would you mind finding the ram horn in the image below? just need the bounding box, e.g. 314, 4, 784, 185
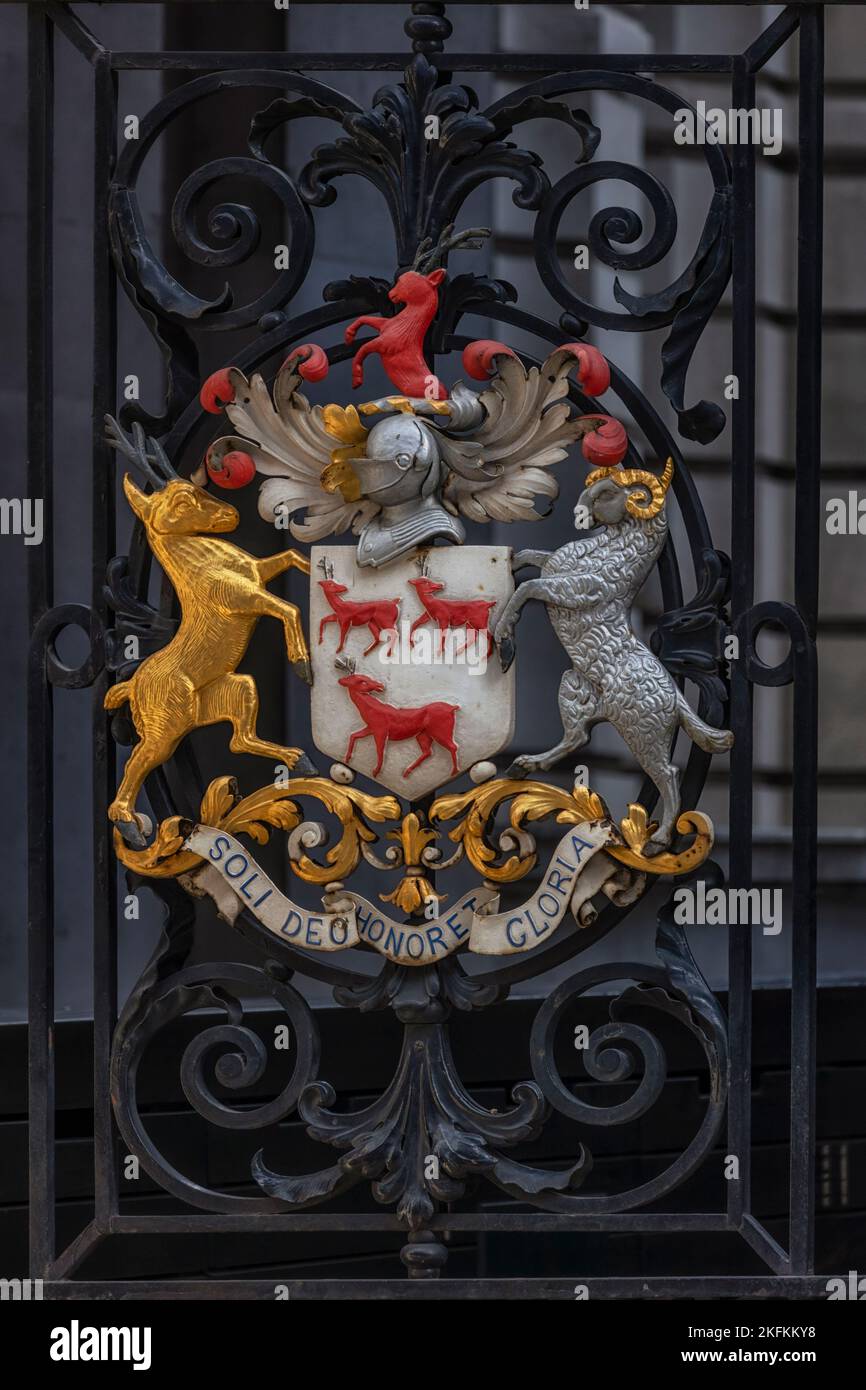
584, 457, 674, 519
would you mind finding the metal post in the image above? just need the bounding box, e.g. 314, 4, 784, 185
728, 54, 756, 1233
27, 1, 55, 1280
92, 50, 119, 1234
789, 3, 823, 1276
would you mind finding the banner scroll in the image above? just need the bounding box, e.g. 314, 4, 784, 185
182, 821, 632, 966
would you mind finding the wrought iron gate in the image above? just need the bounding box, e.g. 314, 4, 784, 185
28, 1, 825, 1297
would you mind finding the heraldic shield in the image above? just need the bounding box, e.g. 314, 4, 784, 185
310, 545, 515, 797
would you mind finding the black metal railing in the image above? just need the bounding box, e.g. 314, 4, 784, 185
27, 1, 824, 1297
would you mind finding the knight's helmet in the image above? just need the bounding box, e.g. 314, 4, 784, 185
352, 414, 465, 567
353, 415, 441, 505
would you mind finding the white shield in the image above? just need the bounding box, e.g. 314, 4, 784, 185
310, 545, 515, 797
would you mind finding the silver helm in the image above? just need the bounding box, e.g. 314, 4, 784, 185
353, 415, 440, 505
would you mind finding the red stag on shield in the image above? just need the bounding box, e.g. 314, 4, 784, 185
317, 558, 399, 656
408, 557, 496, 657
335, 656, 460, 778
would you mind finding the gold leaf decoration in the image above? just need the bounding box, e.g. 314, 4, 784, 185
320, 403, 368, 495
111, 770, 712, 908
430, 780, 712, 884
113, 776, 400, 885
379, 813, 446, 912
357, 396, 452, 417
430, 779, 607, 884
320, 456, 362, 500
607, 808, 714, 875
380, 874, 444, 915
619, 802, 654, 853
111, 815, 199, 879
199, 775, 238, 828
321, 402, 368, 446
387, 811, 438, 861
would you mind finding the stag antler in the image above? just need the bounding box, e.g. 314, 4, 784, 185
317, 555, 335, 581
334, 654, 356, 676
104, 415, 181, 488
412, 223, 491, 274
414, 551, 430, 578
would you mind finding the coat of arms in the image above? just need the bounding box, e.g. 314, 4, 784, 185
106, 224, 730, 958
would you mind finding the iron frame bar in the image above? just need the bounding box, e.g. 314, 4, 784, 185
27, 0, 55, 1284
38, 1276, 834, 1302
26, 1, 825, 1295
727, 52, 757, 1248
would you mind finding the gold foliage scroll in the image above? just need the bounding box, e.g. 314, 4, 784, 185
112, 776, 400, 885
113, 769, 712, 911
430, 780, 713, 883
430, 780, 607, 883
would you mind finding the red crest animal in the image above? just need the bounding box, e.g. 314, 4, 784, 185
344, 225, 489, 399
336, 659, 459, 778
318, 578, 400, 656
408, 576, 495, 656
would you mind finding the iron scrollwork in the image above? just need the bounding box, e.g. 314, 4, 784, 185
103, 9, 738, 1274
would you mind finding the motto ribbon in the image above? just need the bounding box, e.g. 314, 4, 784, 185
181, 821, 629, 966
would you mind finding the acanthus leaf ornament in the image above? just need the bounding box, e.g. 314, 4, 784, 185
200, 304, 628, 568
251, 1021, 591, 1229
107, 54, 730, 441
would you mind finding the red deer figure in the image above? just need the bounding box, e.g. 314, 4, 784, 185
344, 225, 489, 398
336, 661, 460, 778
408, 577, 496, 657
318, 579, 400, 656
